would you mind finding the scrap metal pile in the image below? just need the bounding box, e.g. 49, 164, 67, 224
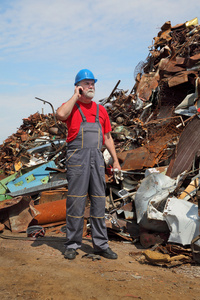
0, 111, 67, 175
1, 17, 200, 266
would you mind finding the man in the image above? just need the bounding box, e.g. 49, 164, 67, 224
56, 69, 121, 260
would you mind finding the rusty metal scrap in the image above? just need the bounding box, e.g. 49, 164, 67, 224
39, 189, 68, 204
1, 18, 200, 254
0, 196, 38, 233
0, 112, 67, 175
133, 19, 200, 107
103, 18, 200, 178
33, 199, 67, 225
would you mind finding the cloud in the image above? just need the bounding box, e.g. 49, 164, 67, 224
1, 0, 196, 61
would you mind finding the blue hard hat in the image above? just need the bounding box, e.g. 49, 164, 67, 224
74, 69, 97, 85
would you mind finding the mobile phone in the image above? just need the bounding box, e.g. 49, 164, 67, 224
79, 88, 83, 95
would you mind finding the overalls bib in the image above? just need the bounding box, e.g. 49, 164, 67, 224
65, 103, 108, 251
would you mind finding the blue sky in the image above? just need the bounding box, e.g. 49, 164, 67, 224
0, 0, 199, 143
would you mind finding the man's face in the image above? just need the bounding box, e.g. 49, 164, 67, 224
79, 79, 95, 99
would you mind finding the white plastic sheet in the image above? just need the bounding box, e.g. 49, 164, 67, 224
163, 197, 200, 245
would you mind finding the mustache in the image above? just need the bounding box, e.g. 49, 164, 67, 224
84, 89, 95, 98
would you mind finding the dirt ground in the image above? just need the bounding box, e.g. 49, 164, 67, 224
0, 228, 200, 300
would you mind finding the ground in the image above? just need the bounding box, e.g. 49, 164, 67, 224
0, 229, 200, 300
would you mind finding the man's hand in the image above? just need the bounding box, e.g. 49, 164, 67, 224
74, 85, 83, 99
56, 86, 83, 121
104, 132, 121, 171
113, 161, 121, 171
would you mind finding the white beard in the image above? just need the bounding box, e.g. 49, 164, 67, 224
84, 90, 95, 99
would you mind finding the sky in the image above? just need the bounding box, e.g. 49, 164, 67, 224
0, 0, 199, 144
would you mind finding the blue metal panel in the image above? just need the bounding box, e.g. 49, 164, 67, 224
7, 161, 57, 193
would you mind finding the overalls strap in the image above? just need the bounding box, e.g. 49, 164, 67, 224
75, 103, 86, 122
75, 103, 99, 122
95, 104, 99, 122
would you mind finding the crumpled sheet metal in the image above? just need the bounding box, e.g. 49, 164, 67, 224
8, 198, 38, 233
158, 58, 185, 77
168, 71, 189, 88
118, 133, 171, 171
163, 197, 199, 245
169, 70, 198, 88
0, 196, 39, 232
135, 173, 199, 246
134, 173, 177, 232
135, 72, 159, 101
117, 146, 157, 170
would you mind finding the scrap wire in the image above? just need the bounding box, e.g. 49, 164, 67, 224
0, 233, 66, 242
109, 187, 116, 208
35, 97, 66, 136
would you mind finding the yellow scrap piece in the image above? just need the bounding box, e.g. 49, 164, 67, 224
143, 250, 188, 264
178, 178, 199, 200
185, 17, 198, 27
14, 161, 23, 172
143, 250, 171, 263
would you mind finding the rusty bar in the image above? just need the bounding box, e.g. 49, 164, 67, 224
103, 80, 121, 105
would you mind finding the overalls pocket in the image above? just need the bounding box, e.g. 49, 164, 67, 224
66, 149, 83, 178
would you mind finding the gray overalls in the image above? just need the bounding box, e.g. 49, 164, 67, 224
65, 103, 108, 251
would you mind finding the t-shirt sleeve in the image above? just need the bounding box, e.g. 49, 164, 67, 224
101, 105, 112, 134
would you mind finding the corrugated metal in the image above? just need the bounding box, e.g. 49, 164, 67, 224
167, 116, 200, 178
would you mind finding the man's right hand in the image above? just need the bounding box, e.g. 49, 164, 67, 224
56, 86, 83, 121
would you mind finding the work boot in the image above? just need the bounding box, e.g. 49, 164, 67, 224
64, 248, 77, 260
94, 247, 118, 259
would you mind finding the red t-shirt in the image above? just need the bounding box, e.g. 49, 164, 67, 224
64, 101, 112, 144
